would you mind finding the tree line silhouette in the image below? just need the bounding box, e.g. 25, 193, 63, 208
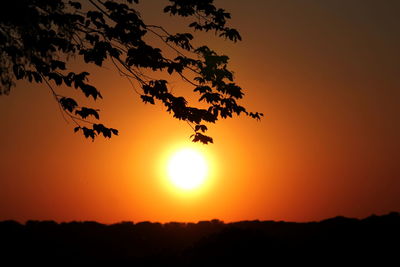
1, 213, 398, 265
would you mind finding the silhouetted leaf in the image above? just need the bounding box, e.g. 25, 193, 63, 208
81, 127, 95, 140
110, 128, 118, 135
59, 97, 78, 112
75, 107, 100, 120
194, 86, 212, 94
191, 132, 213, 144
141, 95, 155, 104
249, 112, 264, 120
166, 33, 193, 50
48, 73, 63, 86
195, 124, 208, 133
79, 84, 102, 100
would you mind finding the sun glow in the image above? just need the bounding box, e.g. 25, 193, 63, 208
167, 148, 208, 190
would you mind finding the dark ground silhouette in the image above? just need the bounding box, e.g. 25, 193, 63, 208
1, 213, 398, 266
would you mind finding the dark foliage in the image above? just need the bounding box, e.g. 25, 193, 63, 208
0, 0, 263, 143
0, 213, 398, 266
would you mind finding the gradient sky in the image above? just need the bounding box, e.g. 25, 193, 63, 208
0, 0, 399, 223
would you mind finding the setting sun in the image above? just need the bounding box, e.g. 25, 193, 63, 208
167, 148, 208, 190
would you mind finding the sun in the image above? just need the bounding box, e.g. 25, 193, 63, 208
167, 148, 208, 190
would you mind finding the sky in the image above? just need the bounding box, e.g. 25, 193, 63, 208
0, 0, 399, 223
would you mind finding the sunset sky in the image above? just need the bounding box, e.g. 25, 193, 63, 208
0, 0, 399, 223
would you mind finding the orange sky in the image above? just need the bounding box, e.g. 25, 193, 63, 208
0, 0, 399, 223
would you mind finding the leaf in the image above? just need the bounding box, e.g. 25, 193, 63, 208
81, 127, 96, 140
167, 65, 174, 74
191, 132, 213, 144
166, 33, 193, 50
141, 95, 155, 104
93, 124, 118, 138
59, 97, 78, 112
75, 107, 100, 120
110, 128, 119, 135
195, 124, 208, 133
219, 28, 242, 42
224, 83, 244, 99
249, 112, 264, 121
79, 84, 102, 100
194, 86, 212, 94
48, 73, 63, 85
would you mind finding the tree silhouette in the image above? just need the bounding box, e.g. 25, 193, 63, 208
0, 0, 263, 144
1, 213, 399, 265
